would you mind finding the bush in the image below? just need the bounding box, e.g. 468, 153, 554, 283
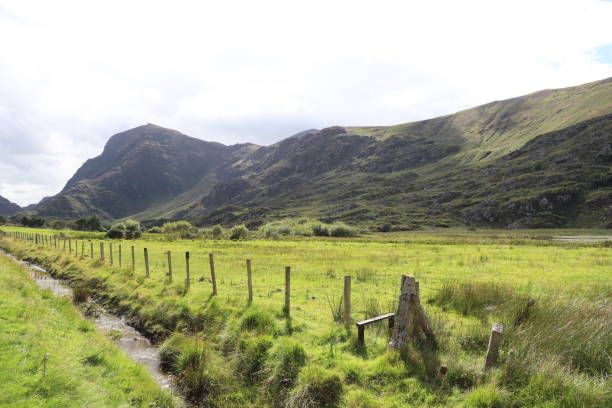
123, 219, 142, 239
0, 215, 5, 225
211, 225, 224, 239
74, 215, 102, 231
330, 222, 358, 237
285, 365, 344, 408
229, 224, 248, 240
106, 224, 124, 239
147, 226, 163, 234
311, 223, 330, 237
162, 221, 197, 239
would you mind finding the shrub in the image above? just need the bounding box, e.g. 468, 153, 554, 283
330, 222, 358, 237
106, 224, 125, 239
211, 225, 224, 239
311, 223, 330, 237
285, 365, 343, 408
162, 221, 197, 239
229, 224, 248, 240
0, 215, 5, 225
147, 226, 163, 234
74, 215, 102, 231
123, 219, 142, 239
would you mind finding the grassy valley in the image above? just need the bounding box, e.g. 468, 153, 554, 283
1, 226, 609, 407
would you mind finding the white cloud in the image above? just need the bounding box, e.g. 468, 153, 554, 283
0, 0, 611, 205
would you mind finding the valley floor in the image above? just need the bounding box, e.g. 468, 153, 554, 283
0, 227, 610, 407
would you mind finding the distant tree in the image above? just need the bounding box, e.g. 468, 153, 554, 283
211, 225, 224, 239
162, 221, 197, 239
21, 216, 45, 228
74, 215, 102, 231
229, 224, 248, 241
106, 219, 142, 240
0, 215, 6, 225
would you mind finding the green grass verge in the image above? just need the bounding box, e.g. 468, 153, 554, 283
0, 250, 177, 408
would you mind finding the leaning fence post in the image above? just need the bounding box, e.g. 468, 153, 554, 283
484, 323, 504, 370
246, 259, 253, 303
284, 266, 291, 318
144, 248, 150, 278
344, 275, 352, 329
167, 251, 173, 283
185, 252, 190, 292
209, 253, 217, 295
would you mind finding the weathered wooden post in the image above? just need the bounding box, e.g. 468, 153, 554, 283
118, 244, 122, 267
209, 253, 217, 295
81, 241, 84, 257
100, 242, 105, 261
484, 323, 504, 370
284, 266, 291, 318
185, 252, 190, 292
131, 246, 135, 271
144, 248, 150, 278
246, 259, 253, 303
75, 240, 78, 256
167, 251, 173, 282
63, 239, 66, 251
69, 239, 72, 254
389, 275, 437, 348
109, 243, 114, 265
344, 275, 352, 329
90, 241, 94, 258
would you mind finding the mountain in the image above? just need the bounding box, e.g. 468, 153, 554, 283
0, 196, 21, 215
36, 78, 612, 229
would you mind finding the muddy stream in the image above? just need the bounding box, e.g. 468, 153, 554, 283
1, 250, 179, 395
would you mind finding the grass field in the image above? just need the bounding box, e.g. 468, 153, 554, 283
0, 226, 610, 407
0, 246, 177, 408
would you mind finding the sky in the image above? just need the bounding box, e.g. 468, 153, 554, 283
1, 0, 611, 206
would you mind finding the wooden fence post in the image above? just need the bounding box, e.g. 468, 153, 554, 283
69, 239, 72, 254
75, 240, 78, 256
167, 251, 173, 282
246, 259, 253, 303
63, 239, 66, 251
389, 275, 437, 348
144, 248, 150, 278
284, 266, 291, 318
90, 241, 93, 258
484, 323, 504, 370
209, 253, 217, 295
81, 241, 84, 257
100, 242, 105, 261
118, 244, 122, 267
109, 243, 114, 265
344, 276, 352, 329
185, 252, 190, 292
131, 246, 135, 271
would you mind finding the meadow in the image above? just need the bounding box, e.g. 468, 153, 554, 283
0, 226, 610, 407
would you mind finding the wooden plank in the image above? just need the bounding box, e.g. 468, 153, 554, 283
356, 313, 395, 327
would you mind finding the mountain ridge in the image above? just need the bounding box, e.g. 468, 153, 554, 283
34, 77, 612, 229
